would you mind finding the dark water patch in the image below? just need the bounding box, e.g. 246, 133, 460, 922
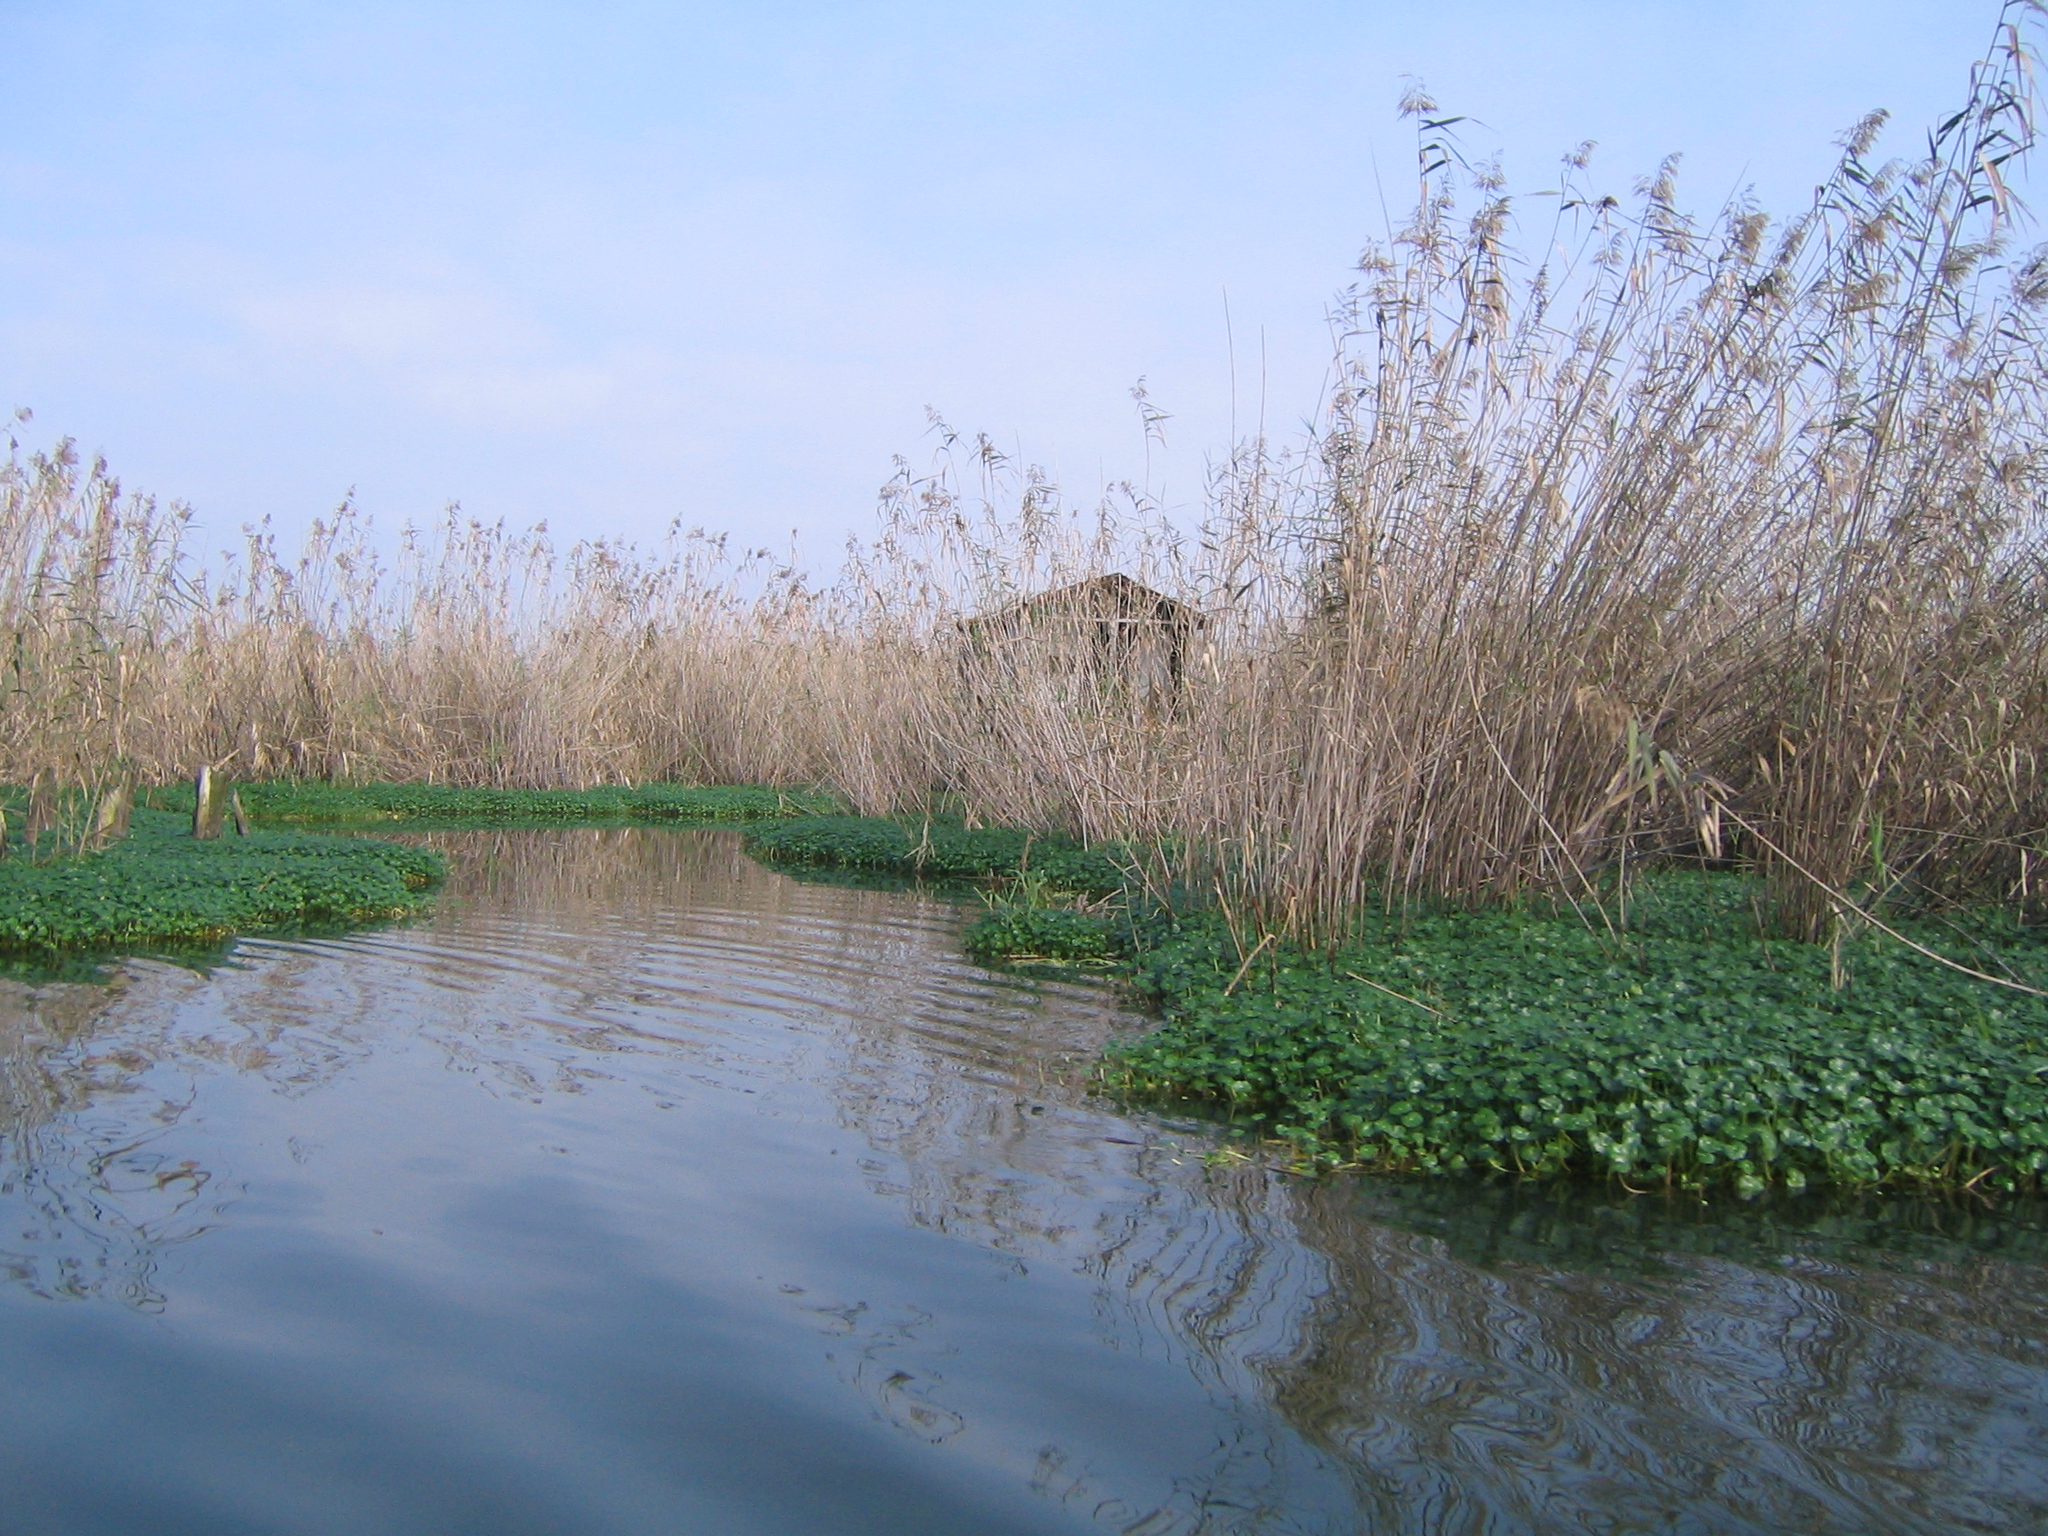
1340, 1173, 2048, 1277
0, 828, 2040, 1533
1274, 1174, 2048, 1533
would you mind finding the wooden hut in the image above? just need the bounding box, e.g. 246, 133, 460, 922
961, 573, 1198, 711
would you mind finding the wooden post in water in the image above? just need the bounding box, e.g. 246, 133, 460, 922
24, 779, 54, 849
193, 765, 219, 839
87, 782, 133, 850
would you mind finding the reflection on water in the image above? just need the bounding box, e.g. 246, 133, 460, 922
0, 828, 2042, 1535
0, 967, 221, 1308
1277, 1180, 2048, 1534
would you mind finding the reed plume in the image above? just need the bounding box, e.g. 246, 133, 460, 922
2, 2, 2043, 945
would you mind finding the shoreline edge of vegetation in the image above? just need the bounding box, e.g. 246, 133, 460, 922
749, 811, 2048, 1199
0, 781, 831, 960
9, 785, 2048, 1197
0, 804, 442, 958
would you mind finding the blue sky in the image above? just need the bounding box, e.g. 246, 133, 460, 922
0, 1, 2020, 558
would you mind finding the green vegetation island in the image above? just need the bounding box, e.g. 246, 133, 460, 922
0, 804, 441, 956
751, 811, 2048, 1199
13, 781, 2040, 1199
0, 782, 826, 958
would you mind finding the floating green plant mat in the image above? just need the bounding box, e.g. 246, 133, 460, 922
0, 780, 826, 963
0, 808, 442, 956
745, 814, 1128, 896
962, 905, 1126, 968
751, 816, 2048, 1194
1103, 877, 2048, 1195
145, 781, 835, 827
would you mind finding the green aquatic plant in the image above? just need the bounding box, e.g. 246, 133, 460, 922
745, 815, 1127, 897
1104, 876, 2048, 1194
0, 778, 837, 961
0, 807, 442, 955
146, 780, 834, 828
963, 906, 1123, 969
765, 814, 2048, 1193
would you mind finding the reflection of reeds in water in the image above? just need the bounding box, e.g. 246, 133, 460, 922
0, 970, 232, 1308
333, 831, 2048, 1530
394, 830, 1357, 1528
0, 827, 1348, 1524
5, 14, 2047, 936
7, 828, 2039, 1529
1264, 1177, 2048, 1533
814, 965, 1354, 1526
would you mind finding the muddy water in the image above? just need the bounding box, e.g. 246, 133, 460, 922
0, 828, 2042, 1535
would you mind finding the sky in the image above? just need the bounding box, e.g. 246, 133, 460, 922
0, 1, 2026, 563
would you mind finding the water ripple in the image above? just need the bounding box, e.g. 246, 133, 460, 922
0, 827, 2040, 1535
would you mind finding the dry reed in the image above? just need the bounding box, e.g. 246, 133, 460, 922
4, 3, 2046, 945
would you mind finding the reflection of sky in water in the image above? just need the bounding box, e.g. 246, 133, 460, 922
0, 827, 2043, 1534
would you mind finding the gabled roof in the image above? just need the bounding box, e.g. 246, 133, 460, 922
968, 573, 1197, 633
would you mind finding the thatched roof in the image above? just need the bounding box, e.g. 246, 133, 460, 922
966, 573, 1197, 635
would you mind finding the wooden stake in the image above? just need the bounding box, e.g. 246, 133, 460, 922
231, 789, 251, 837
193, 765, 217, 839
87, 782, 132, 850
24, 779, 53, 848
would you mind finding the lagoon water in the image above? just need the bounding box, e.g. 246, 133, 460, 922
0, 828, 2043, 1535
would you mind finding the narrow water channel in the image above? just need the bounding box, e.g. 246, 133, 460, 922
0, 828, 2041, 1535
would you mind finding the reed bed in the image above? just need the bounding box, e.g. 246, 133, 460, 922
4, 4, 2046, 947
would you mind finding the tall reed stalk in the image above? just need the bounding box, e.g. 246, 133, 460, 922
2, 3, 2044, 943
1234, 12, 2048, 940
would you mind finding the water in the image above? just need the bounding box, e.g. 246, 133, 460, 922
0, 828, 2041, 1535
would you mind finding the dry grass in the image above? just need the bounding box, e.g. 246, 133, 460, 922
1227, 15, 2048, 942
5, 3, 2047, 944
